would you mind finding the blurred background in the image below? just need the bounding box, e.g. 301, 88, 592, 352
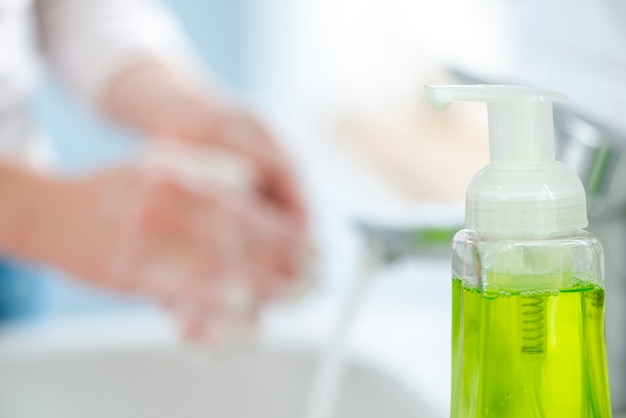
2, 0, 626, 416
17, 0, 512, 317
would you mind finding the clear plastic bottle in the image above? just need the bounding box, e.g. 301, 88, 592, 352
451, 230, 610, 417
425, 85, 612, 417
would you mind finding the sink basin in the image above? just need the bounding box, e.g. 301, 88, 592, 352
0, 345, 427, 418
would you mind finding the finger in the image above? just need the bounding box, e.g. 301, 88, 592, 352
167, 182, 306, 260
138, 173, 307, 298
168, 109, 309, 230
173, 304, 214, 341
173, 294, 255, 345
216, 117, 308, 229
129, 226, 226, 305
171, 285, 225, 342
138, 177, 237, 251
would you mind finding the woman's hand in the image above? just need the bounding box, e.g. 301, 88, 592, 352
104, 61, 308, 238
97, 61, 311, 340
17, 146, 308, 341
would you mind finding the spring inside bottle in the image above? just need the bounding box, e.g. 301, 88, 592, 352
520, 295, 546, 354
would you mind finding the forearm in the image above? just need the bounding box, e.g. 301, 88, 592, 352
102, 60, 216, 141
0, 162, 72, 262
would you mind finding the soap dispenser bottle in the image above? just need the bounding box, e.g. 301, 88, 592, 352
425, 85, 612, 418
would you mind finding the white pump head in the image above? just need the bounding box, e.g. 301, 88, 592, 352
425, 84, 588, 237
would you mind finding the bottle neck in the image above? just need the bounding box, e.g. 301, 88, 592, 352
466, 161, 588, 237
488, 102, 555, 164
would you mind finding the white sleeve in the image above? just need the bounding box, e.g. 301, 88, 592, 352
35, 0, 203, 103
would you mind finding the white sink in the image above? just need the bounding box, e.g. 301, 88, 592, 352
0, 345, 428, 418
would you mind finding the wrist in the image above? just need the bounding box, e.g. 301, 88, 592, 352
0, 164, 77, 264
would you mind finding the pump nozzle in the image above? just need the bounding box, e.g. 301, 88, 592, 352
425, 84, 586, 237
425, 84, 566, 107
425, 85, 567, 164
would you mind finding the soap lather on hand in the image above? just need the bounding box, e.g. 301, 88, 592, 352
18, 118, 311, 344
135, 138, 313, 343
102, 108, 311, 342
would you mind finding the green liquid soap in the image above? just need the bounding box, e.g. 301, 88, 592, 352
451, 277, 612, 418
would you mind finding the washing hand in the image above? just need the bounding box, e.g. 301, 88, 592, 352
0, 61, 311, 341
4, 140, 309, 342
